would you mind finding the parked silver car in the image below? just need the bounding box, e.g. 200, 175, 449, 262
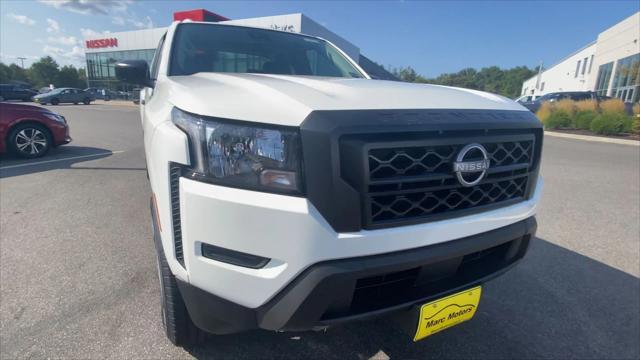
33, 88, 95, 105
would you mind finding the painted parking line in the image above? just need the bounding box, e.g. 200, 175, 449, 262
0, 150, 125, 170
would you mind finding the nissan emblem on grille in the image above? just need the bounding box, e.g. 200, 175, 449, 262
452, 143, 490, 187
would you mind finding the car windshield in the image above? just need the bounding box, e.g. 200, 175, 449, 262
169, 23, 364, 78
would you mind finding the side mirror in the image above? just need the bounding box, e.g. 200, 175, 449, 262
116, 60, 154, 87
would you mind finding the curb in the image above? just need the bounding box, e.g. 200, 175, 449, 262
544, 131, 639, 146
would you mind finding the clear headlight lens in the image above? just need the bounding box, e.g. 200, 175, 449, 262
172, 107, 303, 194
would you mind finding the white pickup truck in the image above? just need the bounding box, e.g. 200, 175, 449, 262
116, 20, 542, 346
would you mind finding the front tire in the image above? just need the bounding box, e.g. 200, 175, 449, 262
50, 98, 59, 105
8, 123, 51, 158
83, 98, 91, 105
154, 227, 202, 346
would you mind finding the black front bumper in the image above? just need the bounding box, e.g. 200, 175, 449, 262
178, 216, 537, 335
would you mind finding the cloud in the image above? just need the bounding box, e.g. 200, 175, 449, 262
38, 0, 130, 15
0, 53, 39, 66
128, 15, 153, 29
80, 28, 111, 38
112, 16, 125, 26
7, 13, 36, 26
47, 35, 79, 46
42, 44, 85, 66
46, 18, 60, 33
67, 46, 85, 62
43, 45, 65, 57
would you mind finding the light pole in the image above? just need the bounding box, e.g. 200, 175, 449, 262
16, 57, 27, 68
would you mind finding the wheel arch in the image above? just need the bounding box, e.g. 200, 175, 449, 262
6, 119, 52, 144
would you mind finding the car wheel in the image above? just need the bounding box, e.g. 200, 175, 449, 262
153, 221, 202, 346
73, 102, 78, 105
51, 98, 59, 105
9, 123, 51, 158
83, 98, 91, 105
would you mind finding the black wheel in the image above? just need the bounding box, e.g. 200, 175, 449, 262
153, 224, 202, 346
50, 98, 59, 105
8, 123, 51, 158
83, 98, 91, 105
73, 102, 78, 105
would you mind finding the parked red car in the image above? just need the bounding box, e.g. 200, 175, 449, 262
0, 102, 71, 158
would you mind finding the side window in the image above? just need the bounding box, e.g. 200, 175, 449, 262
150, 35, 166, 80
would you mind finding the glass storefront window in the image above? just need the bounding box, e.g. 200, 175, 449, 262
611, 53, 639, 103
594, 62, 614, 96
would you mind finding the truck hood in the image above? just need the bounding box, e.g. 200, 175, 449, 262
164, 73, 527, 126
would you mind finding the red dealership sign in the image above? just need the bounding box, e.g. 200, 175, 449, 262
86, 38, 118, 49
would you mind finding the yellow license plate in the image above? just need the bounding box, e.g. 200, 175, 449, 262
414, 286, 482, 341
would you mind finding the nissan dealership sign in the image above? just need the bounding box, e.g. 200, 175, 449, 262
85, 38, 118, 49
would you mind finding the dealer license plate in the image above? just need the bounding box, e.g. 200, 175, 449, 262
414, 286, 482, 341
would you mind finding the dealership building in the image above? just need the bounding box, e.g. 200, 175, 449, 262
83, 9, 395, 90
521, 12, 639, 103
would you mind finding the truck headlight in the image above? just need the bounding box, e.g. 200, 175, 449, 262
172, 107, 303, 194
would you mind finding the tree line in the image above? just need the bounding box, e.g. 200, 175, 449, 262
1, 55, 537, 98
390, 65, 540, 99
0, 56, 86, 89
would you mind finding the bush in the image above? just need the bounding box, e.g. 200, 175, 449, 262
633, 103, 640, 116
574, 110, 597, 130
632, 117, 640, 135
590, 113, 629, 135
555, 99, 576, 117
599, 98, 626, 115
544, 110, 572, 129
575, 100, 598, 113
536, 102, 553, 123
621, 116, 634, 133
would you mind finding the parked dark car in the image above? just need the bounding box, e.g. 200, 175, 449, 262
84, 87, 116, 100
0, 84, 38, 102
33, 87, 95, 105
521, 91, 604, 113
0, 102, 71, 158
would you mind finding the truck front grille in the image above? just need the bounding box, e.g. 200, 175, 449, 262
343, 133, 538, 229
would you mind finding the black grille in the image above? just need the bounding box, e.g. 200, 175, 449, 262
337, 236, 530, 318
169, 165, 184, 267
362, 134, 535, 228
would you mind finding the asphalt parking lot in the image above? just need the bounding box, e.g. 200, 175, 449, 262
1, 103, 639, 359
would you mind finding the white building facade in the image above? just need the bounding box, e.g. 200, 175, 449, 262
522, 12, 639, 103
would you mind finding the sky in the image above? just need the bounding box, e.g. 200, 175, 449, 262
0, 0, 638, 76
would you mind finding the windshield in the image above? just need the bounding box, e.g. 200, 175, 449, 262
169, 23, 364, 78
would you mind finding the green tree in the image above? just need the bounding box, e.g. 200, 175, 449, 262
77, 67, 87, 88
56, 65, 83, 87
0, 63, 12, 83
391, 65, 538, 98
8, 64, 29, 83
28, 56, 59, 88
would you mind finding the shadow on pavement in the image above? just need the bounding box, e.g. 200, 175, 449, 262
0, 146, 144, 178
184, 237, 640, 359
